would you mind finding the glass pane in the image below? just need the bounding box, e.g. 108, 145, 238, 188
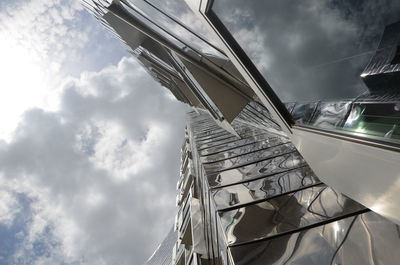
211, 0, 400, 144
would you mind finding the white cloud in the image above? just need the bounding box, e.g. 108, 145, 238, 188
87, 119, 153, 181
0, 190, 20, 227
0, 56, 188, 264
0, 1, 189, 264
0, 0, 126, 141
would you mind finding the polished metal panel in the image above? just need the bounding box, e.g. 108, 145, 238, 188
284, 102, 296, 114
219, 185, 365, 245
199, 0, 400, 228
212, 166, 320, 210
203, 143, 296, 173
201, 136, 289, 164
195, 133, 238, 145
215, 210, 229, 265
291, 128, 400, 225
289, 98, 400, 142
291, 102, 319, 125
228, 211, 400, 265
119, 0, 227, 68
239, 102, 281, 131
148, 103, 400, 265
341, 101, 400, 141
178, 56, 251, 124
87, 1, 400, 264
248, 101, 273, 119
207, 152, 306, 188
197, 135, 241, 151
199, 134, 273, 157
92, 0, 258, 138
195, 130, 231, 141
234, 103, 285, 137
190, 198, 207, 257
124, 0, 225, 59
310, 101, 351, 129
195, 128, 227, 139
194, 125, 259, 144
144, 227, 177, 265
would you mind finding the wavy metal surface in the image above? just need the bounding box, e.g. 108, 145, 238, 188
203, 143, 296, 173
199, 134, 272, 156
212, 166, 320, 210
184, 101, 400, 265
144, 227, 177, 265
200, 137, 289, 164
219, 184, 366, 245
207, 152, 306, 188
228, 211, 400, 265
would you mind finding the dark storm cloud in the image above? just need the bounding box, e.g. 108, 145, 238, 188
212, 0, 400, 101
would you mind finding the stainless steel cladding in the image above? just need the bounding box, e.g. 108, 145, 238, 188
84, 1, 400, 264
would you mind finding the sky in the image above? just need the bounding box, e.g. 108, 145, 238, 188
1, 0, 399, 265
0, 0, 189, 264
213, 0, 400, 102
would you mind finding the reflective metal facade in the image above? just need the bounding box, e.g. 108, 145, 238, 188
84, 1, 400, 264
285, 93, 400, 143
145, 228, 177, 265
176, 103, 400, 265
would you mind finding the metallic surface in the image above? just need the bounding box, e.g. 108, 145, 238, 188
200, 137, 289, 164
144, 228, 177, 265
211, 166, 320, 210
193, 0, 294, 134
291, 127, 400, 224
86, 1, 400, 264
203, 143, 296, 173
207, 152, 306, 188
194, 0, 400, 228
146, 101, 400, 265
184, 104, 400, 265
219, 184, 365, 245
229, 211, 400, 265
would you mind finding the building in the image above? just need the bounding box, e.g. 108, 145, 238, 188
84, 1, 400, 264
144, 228, 177, 265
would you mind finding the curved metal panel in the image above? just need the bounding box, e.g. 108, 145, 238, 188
219, 185, 365, 245
207, 152, 306, 188
212, 167, 320, 210
228, 211, 400, 265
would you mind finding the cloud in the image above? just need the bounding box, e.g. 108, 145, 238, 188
0, 0, 127, 140
0, 56, 188, 265
212, 0, 400, 101
0, 0, 86, 75
0, 190, 20, 227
